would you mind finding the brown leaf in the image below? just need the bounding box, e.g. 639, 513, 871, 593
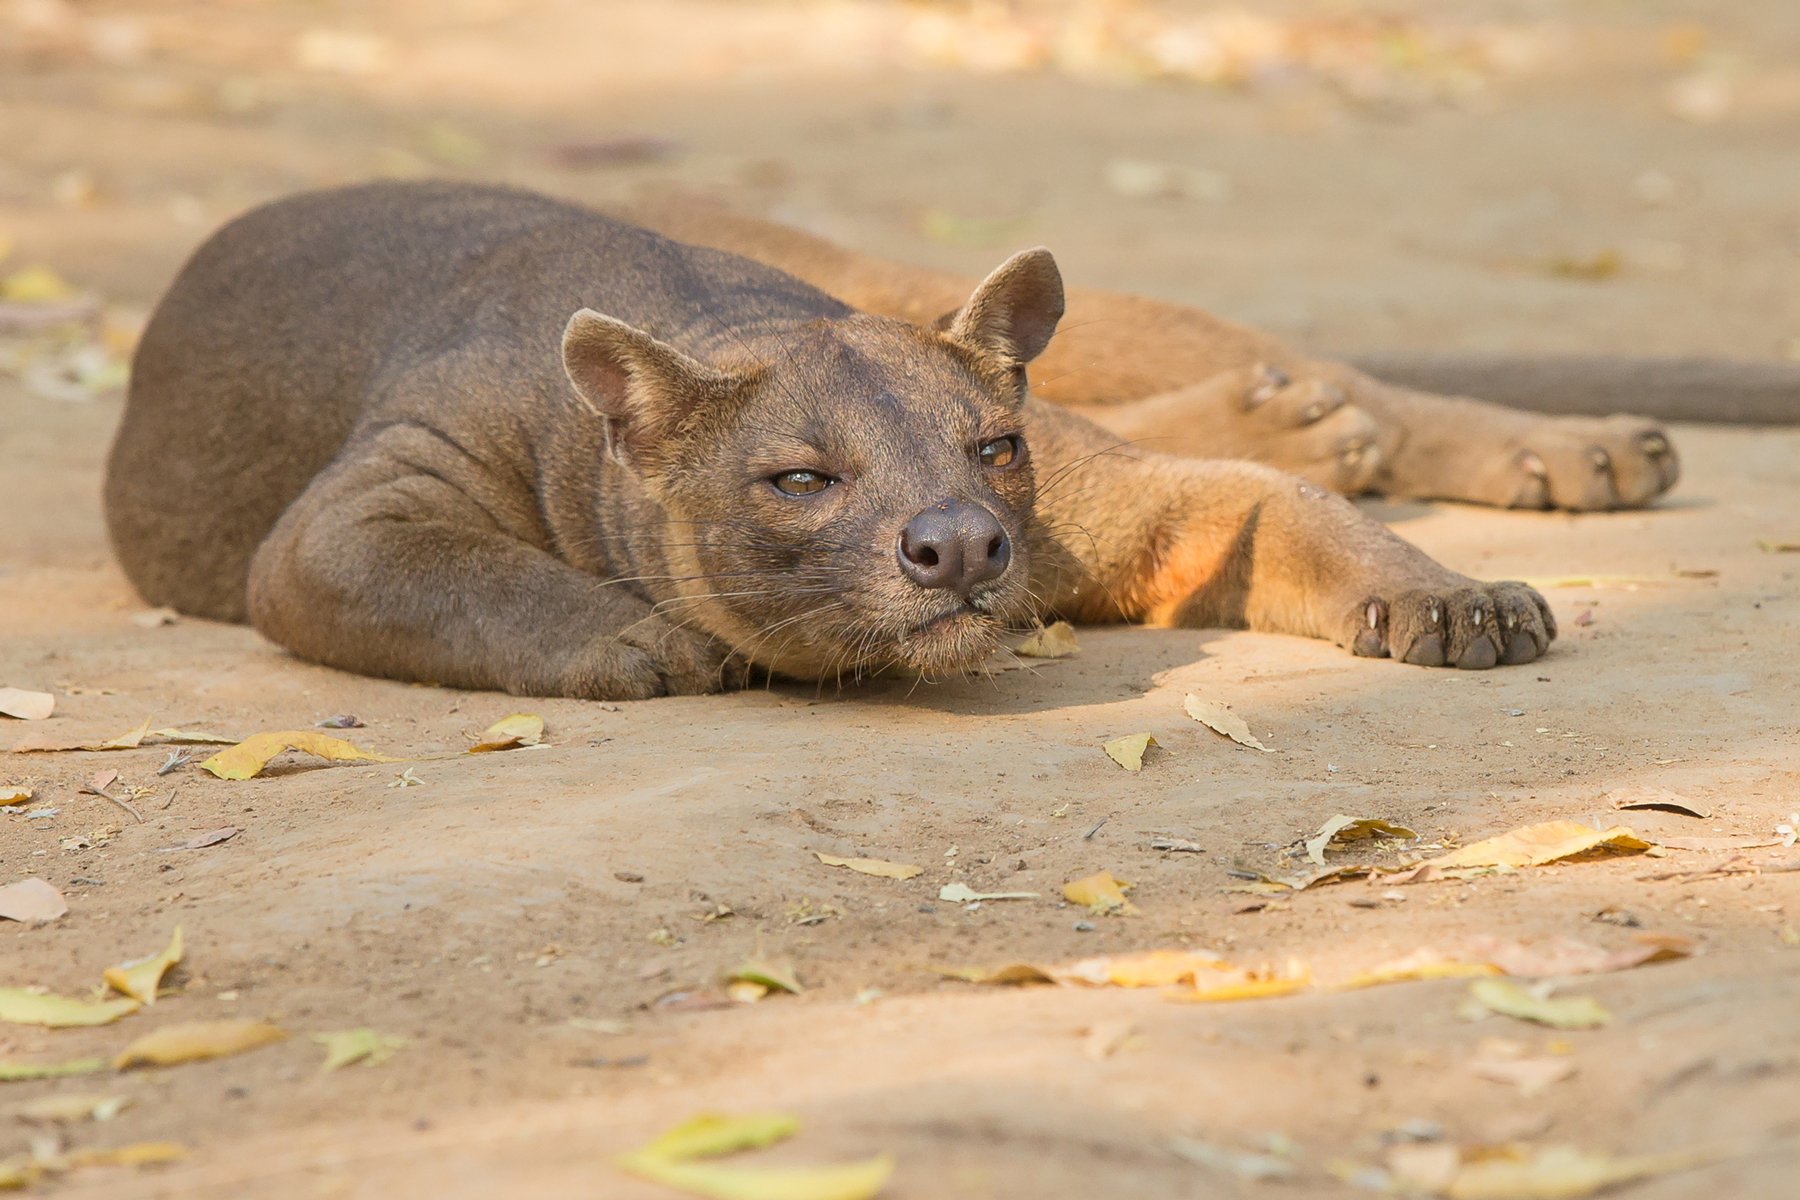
0, 878, 67, 924
1651, 835, 1781, 851
1606, 788, 1711, 819
0, 688, 54, 721
182, 827, 240, 850
9, 717, 152, 753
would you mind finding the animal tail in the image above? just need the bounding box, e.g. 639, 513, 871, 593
1346, 354, 1800, 425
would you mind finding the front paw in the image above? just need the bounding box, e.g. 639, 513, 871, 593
1350, 581, 1555, 669
556, 621, 746, 699
1488, 416, 1678, 511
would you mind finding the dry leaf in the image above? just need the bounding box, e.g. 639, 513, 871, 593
9, 717, 153, 753
1652, 834, 1780, 851
65, 1142, 188, 1168
1304, 815, 1418, 865
129, 607, 179, 628
617, 1112, 895, 1200
1150, 836, 1202, 853
150, 728, 237, 744
728, 960, 801, 994
938, 883, 1038, 903
1014, 621, 1079, 658
0, 1056, 106, 1082
313, 1028, 405, 1071
104, 926, 183, 1004
5, 1092, 131, 1122
813, 853, 922, 880
0, 688, 54, 721
1170, 1137, 1294, 1180
1465, 934, 1690, 977
0, 878, 67, 924
1753, 539, 1800, 553
1063, 870, 1138, 915
1172, 975, 1311, 1003
1184, 694, 1275, 752
1103, 732, 1156, 771
1606, 789, 1711, 819
181, 827, 240, 850
1466, 980, 1610, 1029
1339, 949, 1502, 989
0, 989, 139, 1027
199, 730, 398, 779
1446, 1143, 1725, 1199
0, 786, 32, 806
1059, 949, 1228, 987
468, 713, 544, 753
1432, 821, 1650, 869
1468, 1052, 1576, 1098
114, 1019, 286, 1067
938, 963, 1060, 986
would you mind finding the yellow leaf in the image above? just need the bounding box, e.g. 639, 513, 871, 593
199, 730, 398, 779
468, 713, 544, 753
1, 266, 75, 303
1183, 694, 1275, 752
1103, 733, 1156, 771
66, 1142, 188, 1168
1304, 814, 1417, 865
312, 1028, 406, 1071
1339, 950, 1502, 989
1061, 949, 1230, 988
0, 989, 139, 1028
938, 883, 1038, 903
630, 1113, 802, 1162
1467, 980, 1610, 1029
103, 926, 182, 1004
1173, 975, 1311, 1004
936, 963, 1059, 986
728, 960, 801, 994
813, 853, 922, 880
1063, 870, 1138, 915
0, 786, 32, 806
1432, 821, 1650, 869
1447, 1143, 1726, 1199
1014, 621, 1079, 658
114, 1019, 286, 1068
5, 1092, 130, 1122
0, 687, 54, 721
621, 1154, 896, 1200
0, 1056, 107, 1082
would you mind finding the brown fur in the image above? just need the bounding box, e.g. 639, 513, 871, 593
105, 183, 1552, 701
610, 196, 1680, 513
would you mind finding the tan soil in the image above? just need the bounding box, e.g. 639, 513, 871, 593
3, 3, 1800, 1197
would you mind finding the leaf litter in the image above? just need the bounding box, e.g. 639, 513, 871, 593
1184, 693, 1275, 752
200, 730, 399, 779
615, 1111, 894, 1200
103, 926, 183, 1003
467, 713, 544, 752
1102, 732, 1156, 771
813, 852, 921, 880
1012, 620, 1079, 658
0, 688, 54, 721
314, 1028, 407, 1071
114, 1019, 287, 1068
938, 883, 1038, 903
1464, 979, 1610, 1029
0, 878, 67, 924
0, 1057, 106, 1082
1304, 814, 1418, 865
8, 716, 152, 753
0, 991, 139, 1028
1429, 820, 1650, 869
1063, 870, 1138, 915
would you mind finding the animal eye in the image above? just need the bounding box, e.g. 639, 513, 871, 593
771, 470, 832, 496
978, 436, 1020, 468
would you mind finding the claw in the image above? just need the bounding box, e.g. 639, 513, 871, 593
1473, 606, 1485, 626
1428, 601, 1441, 625
1367, 601, 1381, 629
1504, 611, 1518, 630
1245, 364, 1290, 408
1641, 433, 1671, 459
1590, 447, 1612, 472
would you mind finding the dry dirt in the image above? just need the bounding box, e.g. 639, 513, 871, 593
4, 3, 1800, 1197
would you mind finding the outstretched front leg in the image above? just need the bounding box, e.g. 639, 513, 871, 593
1023, 400, 1555, 667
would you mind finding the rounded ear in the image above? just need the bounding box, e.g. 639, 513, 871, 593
561, 309, 742, 465
941, 248, 1065, 366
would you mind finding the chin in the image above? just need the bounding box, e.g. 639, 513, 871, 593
893, 608, 1005, 677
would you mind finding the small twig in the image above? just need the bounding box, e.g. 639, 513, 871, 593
159, 788, 178, 811
1083, 817, 1109, 840
81, 783, 143, 824
157, 750, 190, 776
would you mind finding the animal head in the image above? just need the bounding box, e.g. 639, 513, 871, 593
561, 248, 1064, 681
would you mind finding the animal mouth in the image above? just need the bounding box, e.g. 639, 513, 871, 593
913, 600, 982, 634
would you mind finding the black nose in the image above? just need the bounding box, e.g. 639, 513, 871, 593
897, 500, 1011, 596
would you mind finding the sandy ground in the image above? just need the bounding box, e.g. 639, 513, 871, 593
4, 3, 1800, 1197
